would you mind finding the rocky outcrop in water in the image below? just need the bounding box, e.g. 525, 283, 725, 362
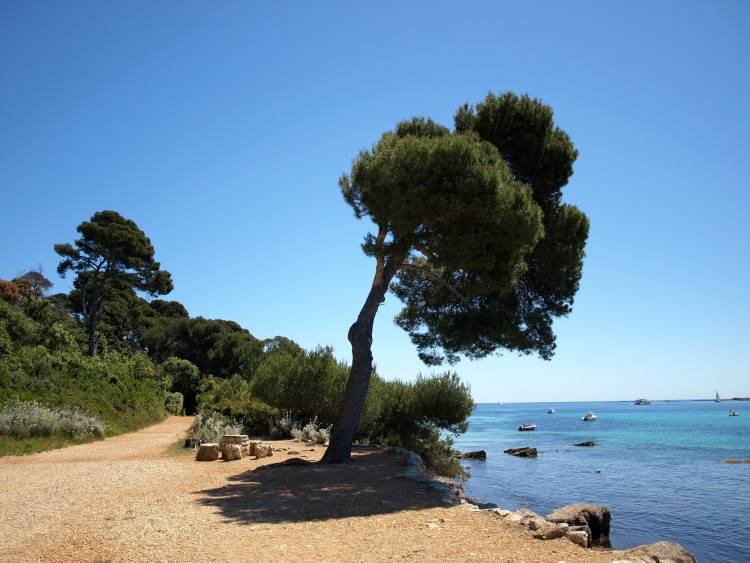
454, 450, 487, 460
503, 447, 537, 457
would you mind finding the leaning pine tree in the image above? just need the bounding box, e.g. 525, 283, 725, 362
321, 92, 589, 463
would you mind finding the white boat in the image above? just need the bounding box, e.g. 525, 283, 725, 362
547, 409, 556, 414
518, 423, 537, 431
582, 411, 597, 421
729, 410, 739, 416
634, 397, 651, 405
715, 391, 721, 403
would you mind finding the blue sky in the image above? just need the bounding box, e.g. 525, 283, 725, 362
2, 1, 748, 402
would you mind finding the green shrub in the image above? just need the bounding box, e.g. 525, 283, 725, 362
251, 346, 348, 425
0, 348, 167, 436
197, 374, 251, 418
269, 410, 298, 439
413, 431, 467, 480
360, 372, 474, 478
165, 392, 184, 415
161, 356, 201, 413
242, 399, 282, 437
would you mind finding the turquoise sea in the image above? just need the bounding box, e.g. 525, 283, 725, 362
452, 401, 750, 563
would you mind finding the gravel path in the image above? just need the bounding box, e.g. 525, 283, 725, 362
0, 416, 621, 562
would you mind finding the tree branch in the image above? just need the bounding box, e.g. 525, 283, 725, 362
414, 244, 436, 261
398, 263, 472, 309
373, 225, 388, 282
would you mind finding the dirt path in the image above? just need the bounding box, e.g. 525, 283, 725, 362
0, 416, 621, 562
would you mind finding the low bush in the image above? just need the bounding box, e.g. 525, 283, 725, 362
291, 416, 331, 444
187, 412, 243, 443
0, 399, 106, 440
269, 410, 298, 439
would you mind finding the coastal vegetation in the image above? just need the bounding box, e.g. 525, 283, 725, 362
2, 91, 587, 477
1, 215, 473, 475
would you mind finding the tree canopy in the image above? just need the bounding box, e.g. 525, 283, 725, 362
323, 92, 589, 463
141, 316, 265, 383
55, 210, 173, 356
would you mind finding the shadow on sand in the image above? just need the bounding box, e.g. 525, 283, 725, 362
194, 448, 445, 524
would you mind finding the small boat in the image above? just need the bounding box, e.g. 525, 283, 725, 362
715, 391, 722, 403
582, 411, 597, 421
547, 409, 556, 414
634, 397, 651, 405
518, 423, 537, 431
729, 410, 739, 416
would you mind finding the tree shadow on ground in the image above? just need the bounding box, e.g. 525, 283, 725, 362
194, 448, 446, 524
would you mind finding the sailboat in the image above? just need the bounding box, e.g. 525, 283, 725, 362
715, 391, 721, 403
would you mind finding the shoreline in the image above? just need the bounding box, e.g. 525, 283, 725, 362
455, 400, 747, 562
0, 417, 696, 562
379, 443, 696, 562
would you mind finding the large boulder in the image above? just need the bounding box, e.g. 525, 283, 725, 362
566, 529, 590, 548
221, 435, 251, 456
615, 541, 697, 563
528, 518, 567, 540
505, 508, 539, 525
546, 504, 611, 545
253, 443, 273, 458
196, 443, 220, 461
222, 443, 244, 461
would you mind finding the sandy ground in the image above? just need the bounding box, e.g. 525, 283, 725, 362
0, 416, 625, 562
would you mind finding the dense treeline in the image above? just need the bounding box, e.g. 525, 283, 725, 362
0, 211, 474, 475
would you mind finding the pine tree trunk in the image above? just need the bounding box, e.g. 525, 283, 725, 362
321, 252, 401, 464
87, 316, 96, 357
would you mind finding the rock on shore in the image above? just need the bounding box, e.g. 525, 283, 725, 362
476, 502, 697, 561
546, 503, 611, 546
615, 541, 697, 562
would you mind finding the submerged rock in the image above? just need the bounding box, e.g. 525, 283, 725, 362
572, 441, 597, 447
454, 450, 487, 460
504, 447, 538, 457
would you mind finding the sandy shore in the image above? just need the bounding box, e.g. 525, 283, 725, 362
0, 416, 625, 562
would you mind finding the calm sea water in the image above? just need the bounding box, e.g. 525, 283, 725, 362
452, 401, 750, 563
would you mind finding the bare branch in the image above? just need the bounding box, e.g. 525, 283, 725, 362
414, 244, 436, 260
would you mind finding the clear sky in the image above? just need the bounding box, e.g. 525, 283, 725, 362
2, 1, 748, 403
